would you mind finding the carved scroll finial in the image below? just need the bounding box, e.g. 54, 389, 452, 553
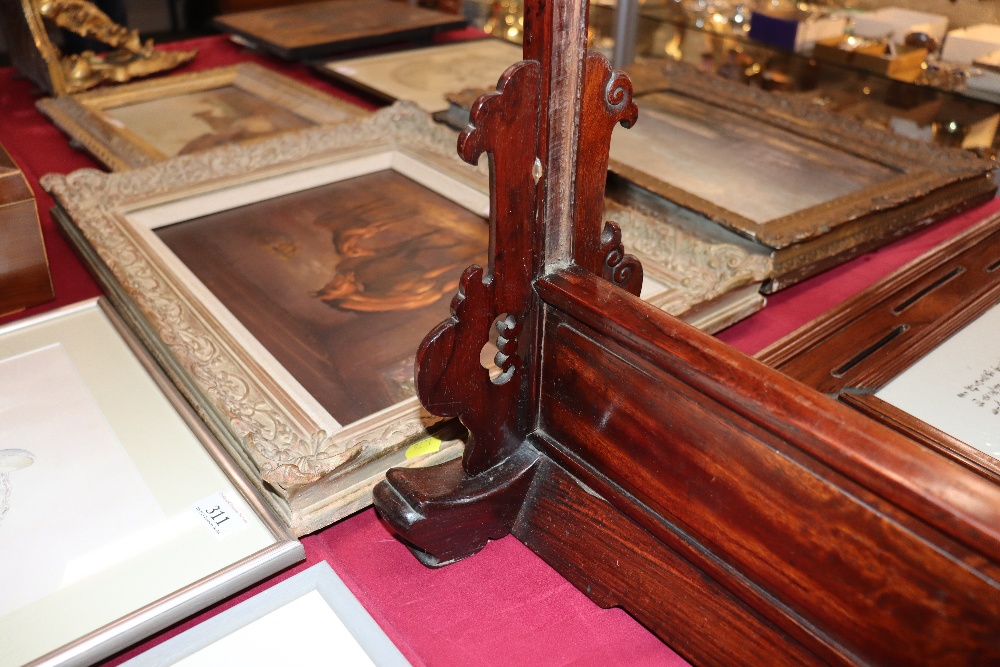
574, 52, 641, 281
415, 61, 542, 476
600, 221, 643, 295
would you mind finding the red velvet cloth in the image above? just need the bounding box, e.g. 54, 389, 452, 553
1, 33, 997, 667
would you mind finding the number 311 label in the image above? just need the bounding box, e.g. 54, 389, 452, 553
192, 491, 250, 540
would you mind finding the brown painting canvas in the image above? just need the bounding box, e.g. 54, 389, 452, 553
156, 170, 488, 425
105, 86, 315, 158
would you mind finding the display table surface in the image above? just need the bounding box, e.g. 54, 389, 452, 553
2, 33, 997, 667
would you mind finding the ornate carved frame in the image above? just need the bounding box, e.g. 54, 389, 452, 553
37, 63, 367, 171
606, 192, 770, 330
0, 0, 194, 96
759, 211, 1000, 483
43, 103, 766, 534
613, 59, 997, 291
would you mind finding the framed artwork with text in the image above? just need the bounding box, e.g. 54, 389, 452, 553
0, 299, 301, 667
759, 212, 1000, 481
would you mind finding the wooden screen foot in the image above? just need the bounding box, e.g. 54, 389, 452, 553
373, 447, 540, 566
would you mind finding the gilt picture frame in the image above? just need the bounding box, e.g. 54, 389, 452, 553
0, 298, 302, 667
44, 105, 485, 535
614, 60, 997, 292
758, 212, 1000, 481
43, 104, 769, 534
36, 63, 366, 171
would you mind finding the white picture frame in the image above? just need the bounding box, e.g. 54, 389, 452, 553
874, 300, 1000, 458
123, 562, 408, 666
0, 299, 302, 667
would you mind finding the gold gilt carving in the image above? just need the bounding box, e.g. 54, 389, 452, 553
0, 0, 195, 95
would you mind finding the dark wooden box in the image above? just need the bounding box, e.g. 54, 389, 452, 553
0, 144, 54, 316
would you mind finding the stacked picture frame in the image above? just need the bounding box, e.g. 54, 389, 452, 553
37, 63, 367, 171
609, 60, 997, 291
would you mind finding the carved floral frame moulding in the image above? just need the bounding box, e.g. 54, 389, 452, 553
43, 103, 768, 532
37, 63, 368, 172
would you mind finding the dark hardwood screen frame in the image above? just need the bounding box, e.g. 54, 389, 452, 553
371, 0, 1000, 663
0, 142, 54, 315
759, 212, 1000, 484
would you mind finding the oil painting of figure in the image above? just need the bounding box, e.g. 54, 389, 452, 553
157, 171, 488, 425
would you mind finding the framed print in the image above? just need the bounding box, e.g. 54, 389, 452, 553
213, 0, 466, 61
43, 104, 769, 534
124, 562, 408, 666
44, 105, 482, 535
317, 38, 523, 113
37, 63, 366, 171
612, 59, 996, 292
759, 211, 1000, 481
0, 298, 302, 667
605, 190, 771, 333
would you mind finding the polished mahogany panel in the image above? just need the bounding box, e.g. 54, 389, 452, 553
535, 268, 1000, 665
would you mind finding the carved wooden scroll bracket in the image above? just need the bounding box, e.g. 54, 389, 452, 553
374, 0, 641, 565
414, 60, 542, 479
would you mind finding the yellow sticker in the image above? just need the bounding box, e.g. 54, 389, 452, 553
405, 436, 443, 459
